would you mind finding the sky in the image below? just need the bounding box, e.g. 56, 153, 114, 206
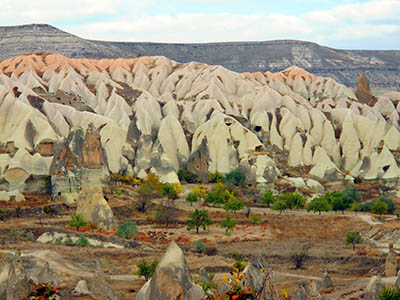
1, 0, 399, 49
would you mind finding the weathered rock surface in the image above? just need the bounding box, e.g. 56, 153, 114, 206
136, 241, 204, 300
76, 185, 116, 231
0, 52, 400, 192
385, 244, 397, 277
364, 276, 385, 300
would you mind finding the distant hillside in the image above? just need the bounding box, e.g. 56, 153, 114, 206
0, 24, 399, 90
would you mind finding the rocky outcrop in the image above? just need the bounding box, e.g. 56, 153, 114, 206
385, 244, 397, 277
136, 241, 204, 300
76, 185, 116, 231
364, 276, 385, 300
356, 71, 377, 106
1, 52, 400, 192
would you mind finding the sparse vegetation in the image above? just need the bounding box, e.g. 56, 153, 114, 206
137, 258, 159, 281
209, 171, 224, 183
379, 287, 400, 300
76, 235, 89, 247
219, 214, 237, 234
260, 189, 274, 207
250, 214, 261, 225
292, 246, 309, 269
117, 221, 139, 239
194, 239, 206, 253
223, 168, 246, 187
68, 214, 88, 230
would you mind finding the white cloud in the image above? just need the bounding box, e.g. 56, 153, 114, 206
0, 0, 124, 23
69, 13, 312, 43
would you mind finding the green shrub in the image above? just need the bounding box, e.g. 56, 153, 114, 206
379, 287, 400, 300
76, 235, 89, 247
65, 237, 74, 246
178, 170, 200, 183
137, 258, 159, 281
371, 199, 389, 215
68, 214, 88, 230
204, 183, 230, 207
194, 239, 206, 253
223, 169, 246, 187
54, 236, 63, 245
342, 185, 361, 203
162, 183, 178, 200
260, 190, 274, 207
117, 221, 139, 239
250, 214, 261, 225
208, 171, 223, 183
24, 231, 34, 241
272, 199, 287, 214
278, 192, 305, 209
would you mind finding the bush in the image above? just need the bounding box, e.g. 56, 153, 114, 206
137, 258, 159, 281
292, 246, 309, 269
272, 199, 287, 214
250, 214, 261, 225
68, 214, 88, 230
260, 190, 274, 207
117, 221, 139, 239
204, 183, 230, 207
162, 183, 178, 200
194, 240, 206, 253
371, 199, 389, 215
178, 169, 200, 183
342, 185, 361, 203
223, 169, 246, 187
54, 237, 63, 245
361, 197, 396, 214
209, 171, 223, 183
379, 287, 400, 300
279, 192, 305, 209
233, 260, 247, 272
76, 235, 89, 247
186, 209, 212, 234
219, 214, 237, 234
154, 205, 174, 227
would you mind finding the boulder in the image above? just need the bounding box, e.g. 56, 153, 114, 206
317, 271, 333, 289
76, 185, 116, 231
292, 282, 307, 300
86, 258, 118, 300
364, 276, 385, 300
136, 241, 204, 300
395, 271, 400, 289
38, 262, 59, 287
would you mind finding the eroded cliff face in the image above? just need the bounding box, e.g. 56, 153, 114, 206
0, 52, 400, 194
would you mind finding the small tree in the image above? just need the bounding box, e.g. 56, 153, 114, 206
219, 214, 237, 234
223, 194, 244, 213
260, 190, 274, 208
162, 183, 178, 201
272, 199, 287, 214
205, 183, 229, 207
194, 240, 206, 253
350, 202, 361, 215
342, 185, 361, 203
209, 171, 224, 183
154, 205, 174, 227
137, 183, 152, 213
186, 192, 199, 206
307, 197, 330, 215
117, 221, 139, 239
371, 199, 389, 215
137, 258, 159, 281
186, 209, 212, 234
192, 184, 208, 200
345, 231, 363, 250
292, 246, 309, 269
